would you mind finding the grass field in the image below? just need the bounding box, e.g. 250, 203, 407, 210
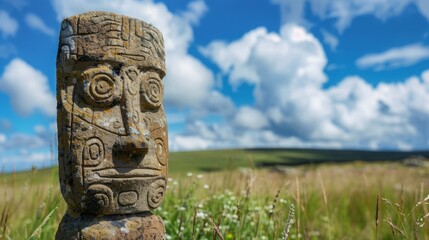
1, 148, 429, 239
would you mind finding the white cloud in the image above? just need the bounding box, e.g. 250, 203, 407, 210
0, 58, 56, 116
0, 132, 46, 150
0, 10, 18, 38
356, 44, 429, 70
415, 0, 429, 20
0, 152, 52, 165
320, 29, 339, 51
52, 0, 228, 110
272, 0, 428, 33
181, 0, 208, 25
200, 27, 268, 87
0, 134, 6, 144
272, 0, 308, 28
25, 13, 55, 36
174, 24, 429, 150
164, 53, 214, 107
171, 135, 211, 151
191, 90, 236, 118
234, 106, 268, 130
0, 151, 53, 172
34, 122, 57, 142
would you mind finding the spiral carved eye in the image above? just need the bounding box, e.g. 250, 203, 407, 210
82, 66, 122, 107
90, 74, 114, 100
141, 72, 163, 110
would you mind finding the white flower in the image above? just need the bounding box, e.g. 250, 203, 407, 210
187, 172, 193, 177
196, 211, 206, 219
204, 184, 209, 189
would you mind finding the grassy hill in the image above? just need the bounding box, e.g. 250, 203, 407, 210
169, 148, 429, 172
3, 148, 429, 178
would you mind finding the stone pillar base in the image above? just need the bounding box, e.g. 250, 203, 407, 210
56, 211, 165, 240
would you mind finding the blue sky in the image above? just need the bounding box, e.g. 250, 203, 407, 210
1, 0, 429, 171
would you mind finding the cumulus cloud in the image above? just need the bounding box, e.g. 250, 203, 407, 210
164, 53, 214, 107
272, 0, 429, 33
174, 24, 429, 150
234, 107, 268, 130
180, 0, 208, 25
356, 44, 429, 70
25, 13, 55, 36
0, 151, 53, 172
171, 135, 211, 151
0, 132, 46, 150
34, 123, 57, 142
0, 58, 56, 116
320, 29, 339, 51
0, 10, 18, 38
52, 0, 225, 110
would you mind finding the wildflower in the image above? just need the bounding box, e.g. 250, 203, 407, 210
282, 204, 295, 240
204, 184, 209, 189
196, 211, 206, 219
197, 174, 203, 179
416, 194, 429, 207
416, 213, 429, 228
187, 172, 193, 177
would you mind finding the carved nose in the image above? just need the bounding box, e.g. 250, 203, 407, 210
117, 74, 148, 153
119, 107, 148, 153
114, 135, 148, 153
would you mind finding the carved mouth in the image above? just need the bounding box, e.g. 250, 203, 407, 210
94, 168, 161, 178
113, 151, 144, 163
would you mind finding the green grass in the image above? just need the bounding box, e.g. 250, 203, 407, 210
1, 148, 429, 239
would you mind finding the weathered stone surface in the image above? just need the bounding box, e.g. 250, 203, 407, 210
56, 212, 165, 240
56, 11, 168, 239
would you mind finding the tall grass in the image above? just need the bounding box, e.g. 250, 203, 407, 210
0, 161, 428, 239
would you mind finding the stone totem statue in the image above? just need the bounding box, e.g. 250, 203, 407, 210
56, 11, 168, 239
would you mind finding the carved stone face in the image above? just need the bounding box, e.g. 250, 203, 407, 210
56, 12, 167, 215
